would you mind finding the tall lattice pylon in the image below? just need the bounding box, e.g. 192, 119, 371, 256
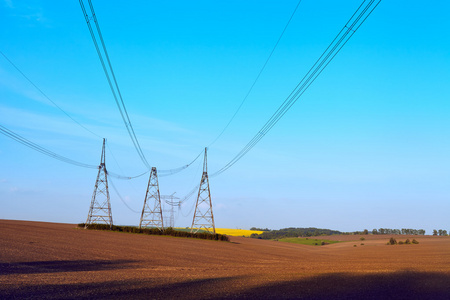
139, 167, 164, 230
191, 148, 215, 234
85, 138, 113, 229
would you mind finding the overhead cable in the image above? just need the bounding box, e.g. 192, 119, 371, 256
79, 0, 203, 176
159, 150, 204, 177
208, 0, 303, 147
211, 0, 381, 178
79, 0, 151, 169
0, 50, 102, 140
0, 50, 151, 179
109, 178, 140, 213
0, 124, 97, 169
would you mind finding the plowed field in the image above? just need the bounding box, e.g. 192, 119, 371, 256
1, 220, 449, 299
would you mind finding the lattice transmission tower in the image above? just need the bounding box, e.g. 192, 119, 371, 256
161, 193, 180, 228
139, 167, 164, 230
191, 148, 215, 234
85, 138, 113, 229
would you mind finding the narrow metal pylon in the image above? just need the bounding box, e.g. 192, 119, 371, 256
139, 167, 164, 230
85, 138, 113, 229
191, 148, 215, 234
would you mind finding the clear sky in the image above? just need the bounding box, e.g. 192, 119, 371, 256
1, 0, 449, 233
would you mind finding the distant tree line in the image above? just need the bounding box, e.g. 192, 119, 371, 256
250, 227, 270, 231
433, 229, 448, 236
369, 228, 426, 235
250, 227, 342, 239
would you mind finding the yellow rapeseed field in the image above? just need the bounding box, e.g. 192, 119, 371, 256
214, 228, 263, 237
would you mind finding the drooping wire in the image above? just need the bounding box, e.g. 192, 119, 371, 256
180, 197, 197, 218
0, 50, 102, 140
79, 0, 151, 170
79, 0, 203, 177
0, 50, 152, 178
105, 140, 149, 179
109, 177, 140, 213
0, 50, 152, 179
159, 150, 203, 177
0, 124, 97, 169
208, 0, 303, 147
211, 0, 381, 178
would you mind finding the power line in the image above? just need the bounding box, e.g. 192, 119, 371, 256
0, 124, 97, 169
208, 0, 303, 147
79, 0, 151, 170
0, 50, 102, 140
109, 178, 140, 213
211, 0, 381, 178
159, 150, 204, 176
0, 50, 154, 179
105, 141, 149, 179
79, 0, 203, 176
0, 123, 155, 180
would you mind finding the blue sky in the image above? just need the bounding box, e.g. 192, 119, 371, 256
1, 0, 449, 233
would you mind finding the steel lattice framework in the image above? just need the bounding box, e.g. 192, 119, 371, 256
191, 148, 215, 234
85, 139, 113, 229
139, 167, 164, 230
161, 193, 180, 228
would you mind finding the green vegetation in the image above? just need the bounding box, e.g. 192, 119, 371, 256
388, 237, 397, 245
251, 227, 429, 240
250, 227, 270, 231
277, 237, 340, 246
250, 227, 342, 239
433, 229, 448, 236
78, 223, 229, 241
370, 228, 425, 235
387, 237, 419, 245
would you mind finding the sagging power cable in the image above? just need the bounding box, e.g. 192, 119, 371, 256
0, 50, 102, 140
211, 0, 381, 178
79, 0, 151, 170
0, 124, 98, 169
208, 0, 303, 147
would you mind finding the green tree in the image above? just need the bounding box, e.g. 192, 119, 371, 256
433, 229, 438, 236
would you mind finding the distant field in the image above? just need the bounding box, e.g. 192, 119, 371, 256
215, 228, 264, 237
278, 237, 341, 246
2, 220, 450, 299
174, 227, 264, 236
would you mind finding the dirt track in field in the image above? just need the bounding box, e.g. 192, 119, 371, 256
1, 220, 449, 299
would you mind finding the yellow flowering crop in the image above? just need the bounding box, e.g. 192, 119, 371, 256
214, 228, 263, 237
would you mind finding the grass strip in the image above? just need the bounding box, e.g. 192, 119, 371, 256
78, 223, 229, 242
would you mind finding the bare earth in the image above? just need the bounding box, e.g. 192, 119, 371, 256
1, 220, 449, 299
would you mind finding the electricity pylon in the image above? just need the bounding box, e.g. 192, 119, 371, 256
139, 167, 164, 230
191, 148, 215, 234
161, 193, 180, 228
85, 138, 113, 229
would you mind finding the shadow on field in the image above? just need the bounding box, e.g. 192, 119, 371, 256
0, 259, 137, 275
0, 276, 241, 299
227, 271, 450, 300
1, 271, 450, 299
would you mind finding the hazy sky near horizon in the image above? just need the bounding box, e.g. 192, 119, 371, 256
1, 0, 449, 233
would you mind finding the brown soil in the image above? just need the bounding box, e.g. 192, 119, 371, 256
1, 220, 449, 299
